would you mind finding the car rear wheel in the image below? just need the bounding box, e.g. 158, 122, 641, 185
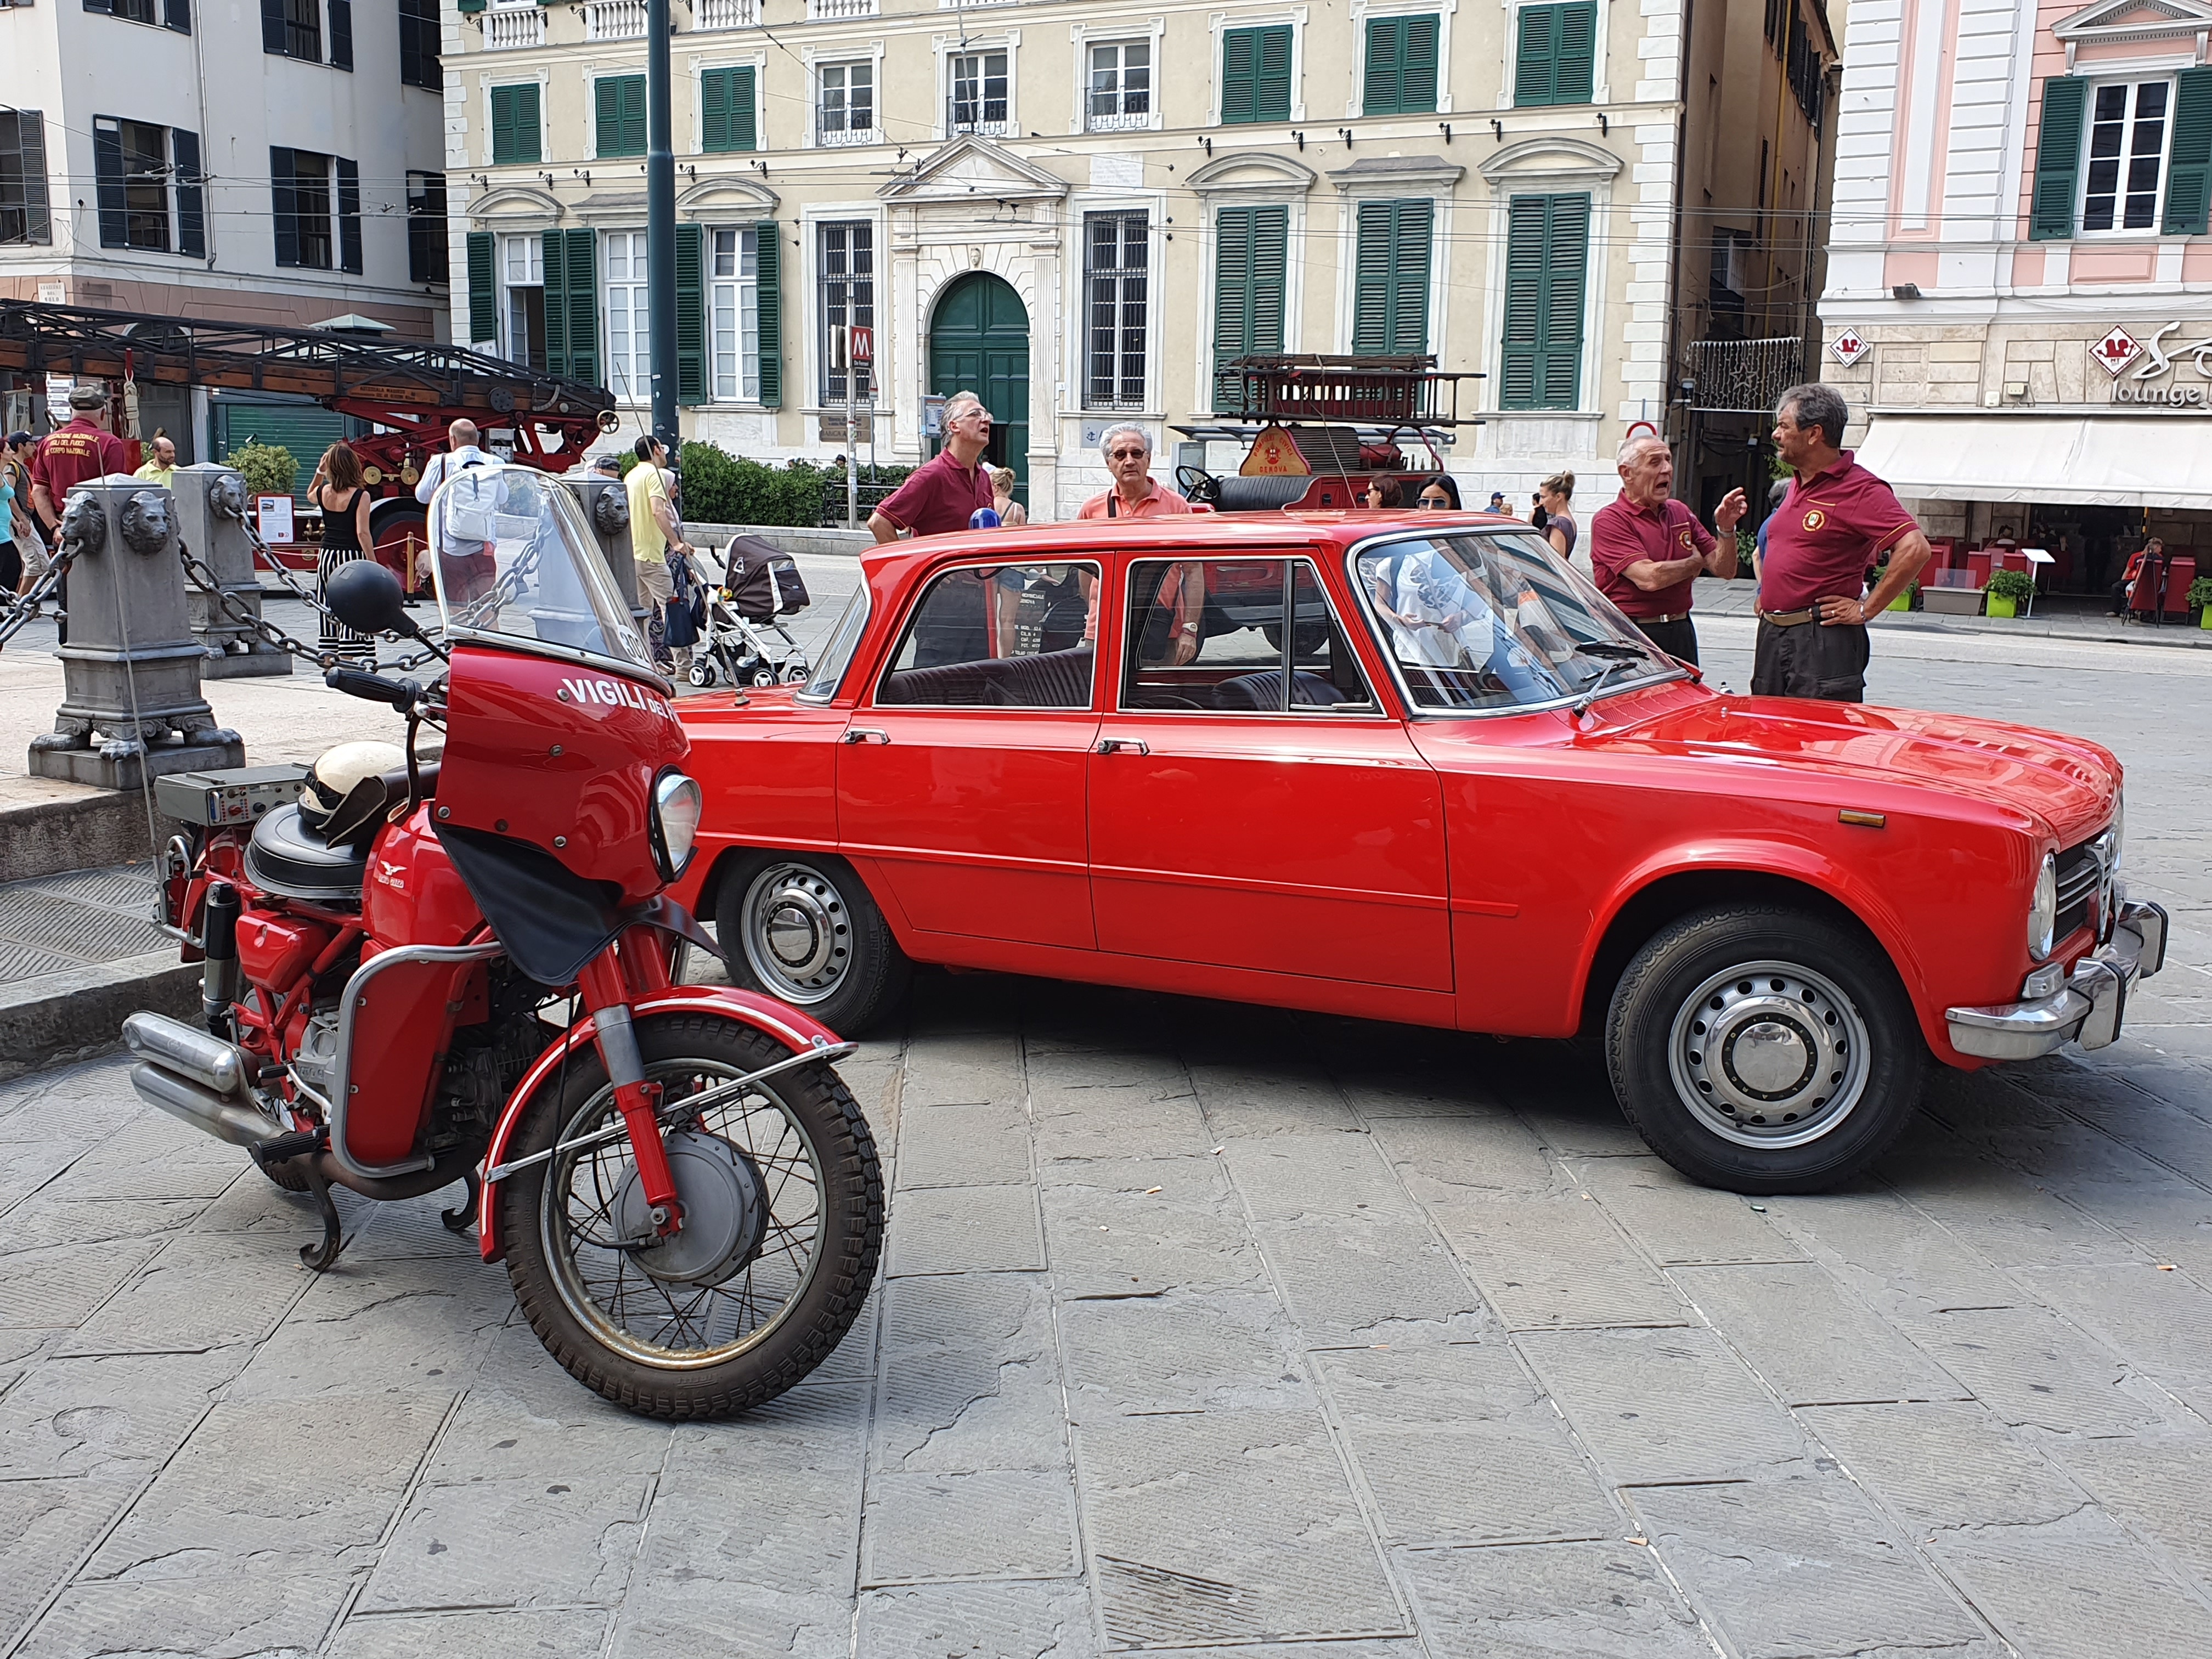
713, 851, 910, 1036
1606, 904, 1926, 1193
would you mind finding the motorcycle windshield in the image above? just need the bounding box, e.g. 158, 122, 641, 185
427, 463, 653, 675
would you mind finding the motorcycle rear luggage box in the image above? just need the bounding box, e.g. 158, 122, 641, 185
154, 764, 312, 828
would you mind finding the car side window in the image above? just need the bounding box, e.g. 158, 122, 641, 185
875, 562, 1099, 708
1120, 557, 1376, 714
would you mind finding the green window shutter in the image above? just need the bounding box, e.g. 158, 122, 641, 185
1555, 2, 1596, 105
1222, 27, 1259, 125
675, 222, 704, 405
701, 67, 755, 153
754, 219, 782, 408
467, 230, 497, 345
1500, 193, 1587, 409
2163, 66, 2212, 236
544, 227, 600, 387
1515, 4, 1558, 107
1212, 204, 1288, 403
492, 83, 540, 166
1365, 16, 1439, 116
2031, 76, 2086, 241
598, 75, 645, 159
1353, 200, 1433, 354
1222, 27, 1289, 125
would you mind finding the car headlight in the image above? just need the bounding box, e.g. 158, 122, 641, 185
2028, 852, 2057, 962
651, 769, 703, 882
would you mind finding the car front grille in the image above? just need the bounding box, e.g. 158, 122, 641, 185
2054, 833, 2110, 943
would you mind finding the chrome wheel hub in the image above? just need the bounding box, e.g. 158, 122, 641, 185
610, 1130, 769, 1286
743, 864, 850, 1003
1668, 960, 1871, 1149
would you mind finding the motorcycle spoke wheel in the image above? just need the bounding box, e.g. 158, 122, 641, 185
545, 1058, 824, 1368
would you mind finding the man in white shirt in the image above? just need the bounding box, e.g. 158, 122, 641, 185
414, 418, 492, 504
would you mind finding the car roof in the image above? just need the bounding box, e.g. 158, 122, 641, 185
855, 510, 1528, 585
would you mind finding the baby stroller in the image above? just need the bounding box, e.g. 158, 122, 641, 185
687, 533, 813, 687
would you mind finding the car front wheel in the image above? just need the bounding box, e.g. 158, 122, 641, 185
713, 851, 910, 1036
1606, 904, 1926, 1193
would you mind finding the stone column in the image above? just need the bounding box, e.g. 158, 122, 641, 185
29, 478, 245, 790
171, 462, 291, 678
558, 473, 641, 613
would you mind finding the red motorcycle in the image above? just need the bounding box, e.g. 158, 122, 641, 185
130, 464, 882, 1419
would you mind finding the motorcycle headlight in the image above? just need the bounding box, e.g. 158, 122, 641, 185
2028, 852, 2057, 962
651, 769, 703, 882
2109, 792, 2125, 875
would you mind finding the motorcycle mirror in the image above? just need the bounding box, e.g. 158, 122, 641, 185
324, 559, 418, 640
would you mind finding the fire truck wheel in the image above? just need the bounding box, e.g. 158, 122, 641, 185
713, 849, 910, 1035
499, 1013, 884, 1420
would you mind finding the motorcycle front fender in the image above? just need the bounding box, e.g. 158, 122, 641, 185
475, 985, 844, 1262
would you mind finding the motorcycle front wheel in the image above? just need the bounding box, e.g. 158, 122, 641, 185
498, 1013, 883, 1420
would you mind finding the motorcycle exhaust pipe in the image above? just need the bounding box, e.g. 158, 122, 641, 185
129, 1062, 284, 1148
123, 1011, 249, 1096
201, 881, 241, 1028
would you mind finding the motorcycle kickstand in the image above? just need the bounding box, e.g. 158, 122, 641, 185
300, 1167, 346, 1272
442, 1170, 483, 1237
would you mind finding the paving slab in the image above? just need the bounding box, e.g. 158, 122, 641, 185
1897, 1305, 2181, 1436
1672, 1261, 1970, 1406
1572, 1155, 1805, 1265
362, 1472, 653, 1612
1395, 1540, 1712, 1659
885, 1182, 1046, 1277
1799, 1401, 2088, 1530
856, 1580, 1098, 1659
1250, 1219, 1493, 1346
1431, 1196, 1689, 1330
2044, 1431, 2212, 1596
1923, 1507, 2212, 1654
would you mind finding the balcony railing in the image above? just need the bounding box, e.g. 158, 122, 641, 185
1684, 336, 1805, 414
1087, 105, 1152, 132
484, 3, 544, 50
584, 0, 646, 41
806, 0, 878, 17
819, 122, 880, 146
694, 0, 758, 29
947, 99, 1014, 138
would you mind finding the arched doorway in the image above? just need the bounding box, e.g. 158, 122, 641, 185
928, 273, 1028, 509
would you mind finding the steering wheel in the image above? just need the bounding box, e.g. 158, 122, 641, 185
1176, 464, 1221, 505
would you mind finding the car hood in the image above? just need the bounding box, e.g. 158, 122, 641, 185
1586, 693, 2119, 845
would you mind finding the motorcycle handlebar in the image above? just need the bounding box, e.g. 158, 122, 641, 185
324, 667, 424, 713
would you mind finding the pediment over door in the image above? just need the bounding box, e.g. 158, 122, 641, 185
879, 135, 1070, 204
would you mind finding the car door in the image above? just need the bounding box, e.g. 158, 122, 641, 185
1087, 554, 1453, 992
837, 558, 1101, 949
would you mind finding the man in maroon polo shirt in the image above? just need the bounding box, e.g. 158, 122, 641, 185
29, 385, 131, 534
1588, 433, 1743, 664
1754, 383, 1930, 703
868, 390, 995, 542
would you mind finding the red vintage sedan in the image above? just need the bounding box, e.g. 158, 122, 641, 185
668, 513, 2165, 1193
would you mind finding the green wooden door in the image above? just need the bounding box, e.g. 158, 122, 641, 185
928, 273, 1029, 509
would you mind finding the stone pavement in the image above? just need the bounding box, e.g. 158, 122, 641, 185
4, 561, 2212, 1659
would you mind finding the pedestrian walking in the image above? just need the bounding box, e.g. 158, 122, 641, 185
991, 466, 1028, 526
1530, 490, 1548, 533
2, 431, 36, 602
1538, 470, 1578, 565
626, 433, 698, 676
1588, 434, 1742, 665
311, 443, 377, 664
1753, 384, 1931, 703
1487, 490, 1509, 514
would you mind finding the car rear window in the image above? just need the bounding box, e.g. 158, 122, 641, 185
873, 562, 1099, 708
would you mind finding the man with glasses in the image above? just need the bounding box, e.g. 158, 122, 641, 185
870, 391, 996, 542
1076, 423, 1201, 663
1756, 384, 1929, 702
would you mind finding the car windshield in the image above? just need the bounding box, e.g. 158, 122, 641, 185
1353, 530, 1681, 712
427, 463, 651, 674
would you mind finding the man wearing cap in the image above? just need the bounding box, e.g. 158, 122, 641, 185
1587, 433, 1742, 664
1755, 384, 1929, 702
29, 385, 131, 535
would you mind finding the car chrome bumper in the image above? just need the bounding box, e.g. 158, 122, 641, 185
1945, 899, 2169, 1062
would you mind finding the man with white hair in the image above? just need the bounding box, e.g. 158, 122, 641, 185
869, 391, 996, 541
1076, 423, 1201, 662
1586, 432, 1743, 664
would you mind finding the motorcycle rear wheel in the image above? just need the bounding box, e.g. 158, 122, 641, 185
499, 1013, 883, 1420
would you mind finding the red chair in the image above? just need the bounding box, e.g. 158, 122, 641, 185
1966, 550, 1994, 588
1997, 551, 2029, 575
2166, 555, 2197, 614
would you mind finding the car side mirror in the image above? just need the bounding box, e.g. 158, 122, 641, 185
324, 558, 418, 640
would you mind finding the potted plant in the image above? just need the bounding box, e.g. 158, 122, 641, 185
1886, 579, 1919, 613
2191, 575, 2212, 630
1985, 568, 2035, 619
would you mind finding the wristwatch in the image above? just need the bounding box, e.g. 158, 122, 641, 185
1179, 622, 1199, 635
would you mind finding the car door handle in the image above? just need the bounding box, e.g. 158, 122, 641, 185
843, 727, 890, 744
1097, 738, 1149, 755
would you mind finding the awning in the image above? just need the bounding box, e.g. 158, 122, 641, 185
1856, 414, 2212, 512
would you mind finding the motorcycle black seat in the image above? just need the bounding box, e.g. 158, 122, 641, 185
245, 802, 370, 902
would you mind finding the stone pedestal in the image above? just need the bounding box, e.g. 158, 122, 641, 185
172, 462, 291, 678
560, 474, 640, 614
29, 477, 245, 790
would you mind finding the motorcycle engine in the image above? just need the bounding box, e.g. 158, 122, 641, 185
290, 1006, 343, 1106
428, 969, 551, 1151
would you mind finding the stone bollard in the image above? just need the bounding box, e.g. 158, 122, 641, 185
28, 476, 245, 790
558, 473, 641, 615
171, 462, 291, 678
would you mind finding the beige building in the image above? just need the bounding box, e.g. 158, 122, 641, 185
442, 0, 1831, 518
1816, 0, 2212, 595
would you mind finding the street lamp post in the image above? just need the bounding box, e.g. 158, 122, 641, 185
646, 0, 678, 453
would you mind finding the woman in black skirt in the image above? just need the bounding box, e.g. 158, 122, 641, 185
313, 442, 377, 663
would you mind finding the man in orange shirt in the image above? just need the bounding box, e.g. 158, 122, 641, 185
1075, 423, 1201, 661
